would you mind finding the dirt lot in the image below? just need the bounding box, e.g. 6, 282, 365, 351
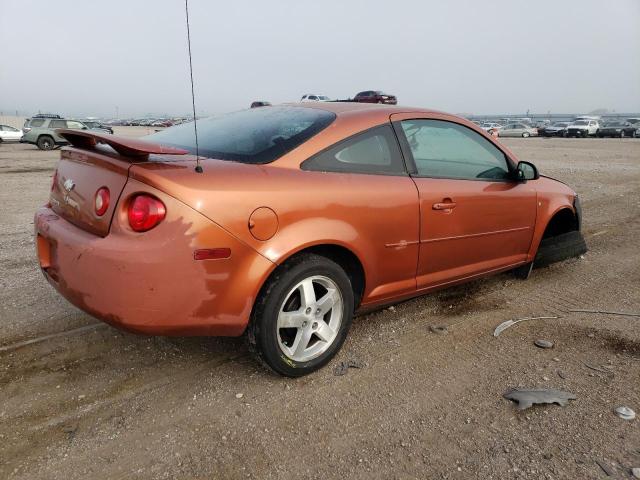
1, 134, 639, 479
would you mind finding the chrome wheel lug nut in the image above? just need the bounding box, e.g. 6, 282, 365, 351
305, 307, 311, 314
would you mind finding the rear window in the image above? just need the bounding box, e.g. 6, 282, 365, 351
147, 106, 336, 164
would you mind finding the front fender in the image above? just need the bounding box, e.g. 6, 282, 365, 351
528, 199, 576, 259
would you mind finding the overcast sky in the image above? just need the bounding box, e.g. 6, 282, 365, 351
1, 0, 639, 118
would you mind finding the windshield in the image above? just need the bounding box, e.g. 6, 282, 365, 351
553, 123, 568, 127
573, 121, 588, 126
147, 106, 336, 164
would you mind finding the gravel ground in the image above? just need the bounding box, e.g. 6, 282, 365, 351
1, 134, 639, 479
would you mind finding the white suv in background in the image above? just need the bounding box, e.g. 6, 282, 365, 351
566, 119, 599, 137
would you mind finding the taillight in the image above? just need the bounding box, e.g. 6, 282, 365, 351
94, 187, 110, 216
51, 170, 58, 192
24, 127, 31, 133
128, 194, 166, 232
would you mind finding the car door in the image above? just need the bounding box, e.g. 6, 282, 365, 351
300, 123, 420, 303
391, 113, 537, 290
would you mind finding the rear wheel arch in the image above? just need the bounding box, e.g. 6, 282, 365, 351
266, 243, 366, 308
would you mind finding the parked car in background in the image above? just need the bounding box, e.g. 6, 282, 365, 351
300, 94, 331, 102
36, 103, 585, 376
498, 123, 538, 138
22, 117, 89, 150
81, 120, 114, 134
353, 91, 397, 105
480, 122, 503, 134
597, 121, 637, 138
0, 125, 24, 143
539, 122, 569, 137
250, 101, 272, 108
566, 119, 599, 137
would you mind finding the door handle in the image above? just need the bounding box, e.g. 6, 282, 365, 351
433, 201, 457, 210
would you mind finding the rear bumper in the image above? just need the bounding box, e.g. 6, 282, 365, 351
34, 193, 275, 336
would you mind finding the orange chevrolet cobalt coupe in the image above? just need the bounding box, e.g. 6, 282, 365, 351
35, 103, 586, 376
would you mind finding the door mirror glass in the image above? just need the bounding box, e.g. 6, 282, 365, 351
517, 161, 538, 181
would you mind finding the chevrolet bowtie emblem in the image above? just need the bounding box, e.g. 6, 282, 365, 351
63, 178, 75, 192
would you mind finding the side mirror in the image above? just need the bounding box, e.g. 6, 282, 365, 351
516, 161, 539, 181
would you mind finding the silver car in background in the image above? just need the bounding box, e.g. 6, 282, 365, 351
498, 123, 539, 138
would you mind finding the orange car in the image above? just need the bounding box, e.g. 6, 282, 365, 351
35, 103, 586, 376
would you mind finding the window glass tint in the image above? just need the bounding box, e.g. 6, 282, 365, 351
49, 120, 66, 128
302, 125, 405, 175
66, 121, 85, 129
147, 106, 335, 164
30, 119, 45, 127
401, 119, 510, 180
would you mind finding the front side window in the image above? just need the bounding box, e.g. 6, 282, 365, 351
148, 106, 336, 164
302, 125, 405, 175
400, 119, 510, 181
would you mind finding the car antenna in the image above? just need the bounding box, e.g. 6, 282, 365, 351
185, 0, 203, 173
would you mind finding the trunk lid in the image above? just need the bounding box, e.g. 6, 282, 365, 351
49, 130, 188, 237
50, 149, 132, 237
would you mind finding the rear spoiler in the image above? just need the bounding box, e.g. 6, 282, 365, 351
56, 129, 188, 159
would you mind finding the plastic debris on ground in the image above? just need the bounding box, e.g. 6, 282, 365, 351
614, 406, 635, 420
493, 316, 558, 337
334, 359, 366, 376
503, 388, 576, 410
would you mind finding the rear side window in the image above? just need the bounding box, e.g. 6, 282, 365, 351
66, 120, 85, 129
302, 125, 405, 175
49, 120, 66, 128
400, 119, 510, 181
29, 119, 45, 127
147, 106, 335, 164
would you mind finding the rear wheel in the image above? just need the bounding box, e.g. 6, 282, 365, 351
247, 254, 354, 377
37, 135, 55, 150
522, 132, 530, 138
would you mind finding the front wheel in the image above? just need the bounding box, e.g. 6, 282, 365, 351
248, 254, 354, 377
522, 132, 530, 138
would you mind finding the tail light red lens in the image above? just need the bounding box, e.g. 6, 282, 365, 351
128, 194, 166, 232
94, 187, 110, 216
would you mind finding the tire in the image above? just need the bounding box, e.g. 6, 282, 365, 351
632, 130, 637, 138
37, 135, 55, 150
620, 131, 625, 138
522, 132, 530, 138
534, 231, 587, 269
247, 253, 355, 377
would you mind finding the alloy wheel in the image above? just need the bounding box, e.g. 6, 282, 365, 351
276, 275, 343, 362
